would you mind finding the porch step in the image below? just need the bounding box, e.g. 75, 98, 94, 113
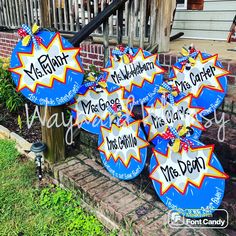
51, 155, 225, 236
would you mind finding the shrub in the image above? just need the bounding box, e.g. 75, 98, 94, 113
0, 57, 24, 112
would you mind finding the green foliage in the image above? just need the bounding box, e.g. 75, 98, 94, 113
0, 57, 24, 112
0, 139, 114, 236
84, 64, 101, 79
38, 186, 107, 235
18, 114, 23, 130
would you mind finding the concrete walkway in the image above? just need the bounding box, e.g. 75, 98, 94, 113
170, 38, 236, 60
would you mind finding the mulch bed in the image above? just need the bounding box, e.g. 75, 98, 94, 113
0, 103, 41, 143
0, 102, 79, 156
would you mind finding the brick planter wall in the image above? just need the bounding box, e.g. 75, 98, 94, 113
1, 31, 236, 81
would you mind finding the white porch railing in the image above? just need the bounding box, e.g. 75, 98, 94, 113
0, 0, 176, 50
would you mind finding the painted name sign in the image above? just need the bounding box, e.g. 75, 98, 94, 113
70, 87, 130, 126
98, 121, 149, 167
143, 95, 204, 141
103, 49, 164, 92
10, 33, 83, 93
106, 134, 137, 151
10, 31, 84, 106
24, 52, 69, 82
172, 53, 229, 98
150, 145, 228, 195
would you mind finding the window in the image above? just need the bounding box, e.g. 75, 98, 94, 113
177, 0, 188, 10
188, 0, 204, 10
177, 0, 204, 11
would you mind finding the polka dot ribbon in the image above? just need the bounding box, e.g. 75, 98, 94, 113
84, 74, 107, 91
158, 81, 180, 106
162, 126, 194, 152
112, 45, 134, 64
18, 24, 42, 50
107, 104, 126, 126
178, 51, 198, 63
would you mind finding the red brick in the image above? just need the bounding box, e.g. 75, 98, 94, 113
118, 181, 139, 194
174, 228, 203, 236
133, 208, 164, 231
102, 188, 131, 204
80, 52, 87, 58
90, 45, 95, 53
81, 43, 86, 51
100, 46, 104, 54
12, 35, 19, 40
82, 158, 104, 170
93, 45, 98, 54
98, 168, 119, 182
94, 60, 104, 67
80, 43, 86, 51
100, 202, 123, 223
159, 53, 165, 65
171, 55, 177, 65
82, 58, 92, 64
94, 184, 123, 202
10, 43, 17, 48
163, 66, 170, 73
141, 214, 177, 235
229, 61, 236, 76
99, 55, 104, 61
82, 176, 108, 194
164, 53, 171, 65
228, 76, 236, 85
88, 53, 98, 59
84, 175, 109, 190
118, 198, 146, 215
84, 43, 88, 51
97, 45, 102, 54
73, 169, 93, 181
221, 61, 229, 71
65, 162, 90, 177
89, 180, 116, 197
94, 45, 99, 54
74, 173, 99, 190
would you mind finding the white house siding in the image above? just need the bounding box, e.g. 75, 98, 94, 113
171, 0, 236, 40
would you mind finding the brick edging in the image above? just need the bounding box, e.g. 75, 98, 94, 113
52, 155, 222, 236
0, 125, 35, 160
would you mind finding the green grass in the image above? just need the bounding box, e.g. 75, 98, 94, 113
0, 139, 115, 236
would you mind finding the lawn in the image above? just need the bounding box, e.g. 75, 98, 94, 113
0, 139, 113, 236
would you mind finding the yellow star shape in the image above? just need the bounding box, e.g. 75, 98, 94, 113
171, 52, 230, 98
98, 120, 149, 167
69, 87, 132, 126
10, 33, 83, 93
102, 48, 165, 92
143, 95, 205, 142
150, 145, 228, 195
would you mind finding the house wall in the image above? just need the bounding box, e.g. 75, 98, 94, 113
172, 0, 236, 40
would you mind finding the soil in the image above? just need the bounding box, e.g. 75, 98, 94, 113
0, 103, 41, 143
0, 102, 79, 157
